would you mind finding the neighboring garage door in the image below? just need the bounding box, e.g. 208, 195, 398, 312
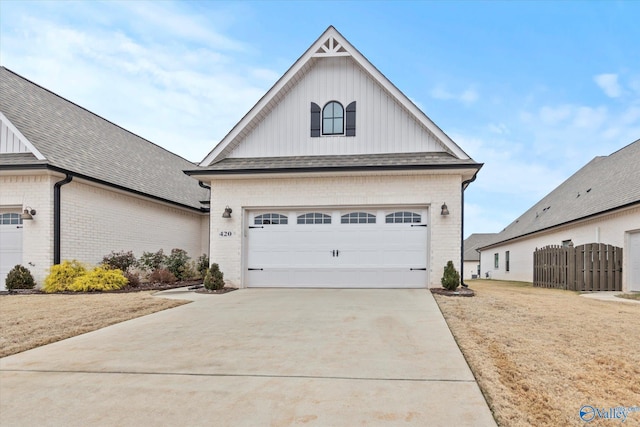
629, 231, 640, 292
0, 213, 23, 290
246, 208, 428, 288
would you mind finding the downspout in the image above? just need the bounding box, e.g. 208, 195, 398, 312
53, 174, 73, 264
198, 181, 212, 260
460, 172, 479, 288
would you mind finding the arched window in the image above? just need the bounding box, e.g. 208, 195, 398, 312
341, 212, 376, 224
322, 101, 344, 135
254, 213, 288, 225
385, 211, 422, 224
297, 213, 332, 224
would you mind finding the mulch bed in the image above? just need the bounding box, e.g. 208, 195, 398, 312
1, 280, 203, 295
430, 287, 475, 297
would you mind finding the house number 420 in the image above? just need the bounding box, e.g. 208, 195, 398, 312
219, 231, 233, 237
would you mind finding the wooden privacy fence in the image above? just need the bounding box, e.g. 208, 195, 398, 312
533, 243, 623, 291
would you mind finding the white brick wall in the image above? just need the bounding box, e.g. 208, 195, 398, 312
207, 172, 463, 288
1, 173, 209, 287
480, 205, 640, 291
1, 173, 55, 285
60, 179, 207, 266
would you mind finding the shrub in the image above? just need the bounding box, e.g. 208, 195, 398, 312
441, 260, 461, 291
102, 250, 137, 272
196, 254, 209, 278
5, 265, 36, 290
124, 271, 141, 287
69, 267, 128, 292
139, 249, 166, 271
43, 260, 87, 293
166, 248, 191, 281
204, 263, 225, 291
149, 268, 177, 284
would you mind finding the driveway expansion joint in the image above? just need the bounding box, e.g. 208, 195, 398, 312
1, 368, 477, 383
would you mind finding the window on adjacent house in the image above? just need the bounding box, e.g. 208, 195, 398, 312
494, 253, 499, 269
341, 212, 376, 224
505, 251, 510, 272
562, 239, 573, 247
254, 213, 288, 225
297, 213, 331, 224
385, 211, 421, 223
322, 101, 344, 135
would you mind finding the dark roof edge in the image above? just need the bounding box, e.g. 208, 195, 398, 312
0, 163, 207, 213
185, 162, 484, 176
478, 200, 640, 251
1, 66, 199, 166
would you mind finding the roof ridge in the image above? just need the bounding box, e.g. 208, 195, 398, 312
1, 66, 197, 165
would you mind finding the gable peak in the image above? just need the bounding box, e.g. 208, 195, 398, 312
313, 34, 350, 57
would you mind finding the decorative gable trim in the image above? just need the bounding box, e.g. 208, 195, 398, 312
313, 35, 350, 57
200, 26, 471, 166
0, 112, 46, 160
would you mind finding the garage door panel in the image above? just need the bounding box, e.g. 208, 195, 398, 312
246, 208, 428, 288
1, 222, 23, 290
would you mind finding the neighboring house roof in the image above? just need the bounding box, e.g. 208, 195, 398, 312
464, 233, 499, 262
480, 139, 640, 249
0, 67, 208, 211
198, 26, 476, 169
186, 152, 481, 176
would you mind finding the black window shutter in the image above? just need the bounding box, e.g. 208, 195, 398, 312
346, 101, 356, 136
310, 102, 321, 137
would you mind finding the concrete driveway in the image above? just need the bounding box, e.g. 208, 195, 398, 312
0, 289, 495, 426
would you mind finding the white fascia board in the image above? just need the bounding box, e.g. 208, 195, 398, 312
0, 112, 47, 160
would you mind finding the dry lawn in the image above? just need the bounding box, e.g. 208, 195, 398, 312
434, 280, 640, 427
0, 292, 188, 358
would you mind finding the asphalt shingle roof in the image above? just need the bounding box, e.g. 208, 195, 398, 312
463, 233, 499, 261
482, 139, 640, 248
189, 152, 480, 174
0, 67, 208, 210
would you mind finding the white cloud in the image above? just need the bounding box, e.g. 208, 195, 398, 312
539, 105, 572, 124
488, 122, 509, 134
0, 6, 276, 162
430, 85, 478, 105
594, 73, 622, 98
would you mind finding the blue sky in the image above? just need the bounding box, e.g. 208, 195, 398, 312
1, 1, 639, 237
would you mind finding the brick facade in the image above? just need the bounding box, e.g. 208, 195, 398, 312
1, 173, 208, 287
208, 172, 463, 288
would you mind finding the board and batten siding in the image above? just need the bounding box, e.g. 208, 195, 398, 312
228, 56, 445, 158
1, 119, 31, 154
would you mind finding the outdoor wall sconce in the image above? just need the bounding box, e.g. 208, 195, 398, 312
21, 207, 37, 220
222, 206, 232, 218
440, 203, 449, 216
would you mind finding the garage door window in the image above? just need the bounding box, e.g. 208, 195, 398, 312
341, 212, 376, 224
297, 213, 331, 224
255, 213, 288, 225
1, 213, 22, 225
385, 211, 421, 223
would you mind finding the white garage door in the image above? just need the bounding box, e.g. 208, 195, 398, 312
246, 209, 428, 288
1, 213, 23, 290
629, 231, 640, 292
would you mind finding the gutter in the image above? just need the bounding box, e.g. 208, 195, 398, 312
53, 174, 73, 264
477, 199, 640, 252
460, 171, 480, 288
184, 163, 484, 177
1, 163, 206, 213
